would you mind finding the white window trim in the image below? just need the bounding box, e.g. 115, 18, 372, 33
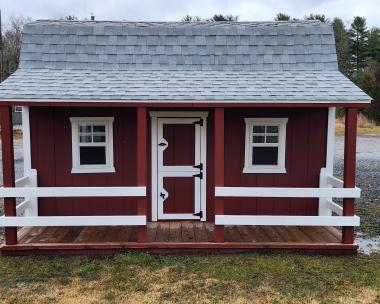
243, 117, 288, 174
70, 117, 115, 174
14, 106, 23, 113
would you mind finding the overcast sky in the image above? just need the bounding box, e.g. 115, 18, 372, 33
1, 0, 380, 28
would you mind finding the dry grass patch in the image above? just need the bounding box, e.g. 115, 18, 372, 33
0, 253, 379, 303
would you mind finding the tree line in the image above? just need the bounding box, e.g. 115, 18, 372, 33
1, 13, 379, 124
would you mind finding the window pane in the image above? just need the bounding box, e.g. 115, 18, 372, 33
93, 125, 106, 133
266, 126, 278, 133
93, 135, 106, 143
79, 135, 92, 143
79, 125, 92, 133
253, 125, 265, 133
266, 136, 278, 143
253, 135, 265, 143
80, 146, 106, 165
252, 147, 278, 165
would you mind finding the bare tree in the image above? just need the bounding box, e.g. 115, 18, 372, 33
1, 15, 32, 81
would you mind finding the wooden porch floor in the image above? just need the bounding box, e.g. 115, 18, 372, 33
1, 222, 358, 255
17, 222, 342, 244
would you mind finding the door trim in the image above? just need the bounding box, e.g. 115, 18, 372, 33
150, 111, 208, 222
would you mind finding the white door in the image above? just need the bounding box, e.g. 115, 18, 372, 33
151, 112, 207, 221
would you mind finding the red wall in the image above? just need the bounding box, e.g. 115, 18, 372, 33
30, 107, 327, 220
223, 109, 327, 217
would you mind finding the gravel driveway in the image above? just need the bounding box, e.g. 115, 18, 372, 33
1, 136, 379, 253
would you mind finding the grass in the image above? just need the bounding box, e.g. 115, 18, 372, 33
0, 253, 379, 303
335, 115, 380, 135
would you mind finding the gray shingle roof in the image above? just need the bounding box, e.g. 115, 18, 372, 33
19, 20, 338, 71
0, 69, 370, 102
0, 20, 371, 103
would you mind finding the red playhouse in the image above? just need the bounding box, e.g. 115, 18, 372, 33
0, 20, 371, 255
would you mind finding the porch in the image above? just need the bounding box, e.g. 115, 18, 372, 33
0, 105, 361, 255
1, 222, 357, 255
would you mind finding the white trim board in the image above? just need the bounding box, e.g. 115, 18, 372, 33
150, 111, 208, 221
215, 187, 360, 198
0, 186, 146, 197
0, 215, 146, 227
215, 215, 360, 226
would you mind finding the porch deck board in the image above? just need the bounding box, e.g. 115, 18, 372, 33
16, 222, 343, 244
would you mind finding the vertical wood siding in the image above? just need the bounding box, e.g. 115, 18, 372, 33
223, 108, 327, 217
30, 107, 327, 220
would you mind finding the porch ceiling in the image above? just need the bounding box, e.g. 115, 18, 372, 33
0, 69, 370, 104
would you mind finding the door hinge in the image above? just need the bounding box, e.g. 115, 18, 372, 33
193, 119, 203, 126
193, 163, 203, 170
192, 172, 203, 179
193, 211, 203, 218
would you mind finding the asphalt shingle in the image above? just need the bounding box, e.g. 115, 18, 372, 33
0, 20, 371, 102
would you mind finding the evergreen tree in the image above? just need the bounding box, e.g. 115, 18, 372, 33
305, 14, 328, 23
349, 16, 369, 73
275, 13, 291, 21
367, 28, 380, 64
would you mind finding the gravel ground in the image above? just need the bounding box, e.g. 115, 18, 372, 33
1, 136, 379, 253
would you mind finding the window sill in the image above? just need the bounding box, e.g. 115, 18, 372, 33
243, 167, 287, 174
71, 167, 116, 174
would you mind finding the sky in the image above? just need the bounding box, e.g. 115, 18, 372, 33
1, 0, 380, 28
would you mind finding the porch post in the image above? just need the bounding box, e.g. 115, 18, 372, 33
214, 108, 224, 242
137, 107, 147, 242
342, 107, 357, 244
0, 106, 17, 245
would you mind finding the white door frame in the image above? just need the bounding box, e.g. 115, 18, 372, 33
150, 111, 208, 221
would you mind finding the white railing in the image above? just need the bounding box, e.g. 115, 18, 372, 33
215, 168, 360, 227
1, 169, 147, 227
15, 169, 38, 217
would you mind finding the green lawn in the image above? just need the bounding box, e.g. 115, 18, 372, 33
1, 253, 379, 303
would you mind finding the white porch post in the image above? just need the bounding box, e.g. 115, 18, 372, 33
21, 106, 38, 216
319, 107, 335, 216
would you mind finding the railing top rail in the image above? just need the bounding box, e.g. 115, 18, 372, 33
215, 187, 360, 198
0, 186, 146, 198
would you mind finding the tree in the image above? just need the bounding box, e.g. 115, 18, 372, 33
275, 13, 291, 21
1, 15, 32, 81
65, 15, 78, 21
349, 16, 369, 73
367, 28, 380, 64
305, 14, 328, 23
208, 14, 239, 21
332, 18, 352, 76
182, 15, 202, 22
354, 67, 380, 124
182, 14, 239, 22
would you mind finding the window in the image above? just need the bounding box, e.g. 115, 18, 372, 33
70, 117, 115, 173
14, 106, 22, 113
243, 118, 288, 173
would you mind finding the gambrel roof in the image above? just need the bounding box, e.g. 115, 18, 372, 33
0, 20, 371, 103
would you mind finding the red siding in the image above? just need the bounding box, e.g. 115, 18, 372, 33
30, 107, 327, 221
223, 109, 327, 217
30, 107, 138, 216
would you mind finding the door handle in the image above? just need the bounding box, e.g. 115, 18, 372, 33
158, 142, 167, 146
160, 192, 166, 199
